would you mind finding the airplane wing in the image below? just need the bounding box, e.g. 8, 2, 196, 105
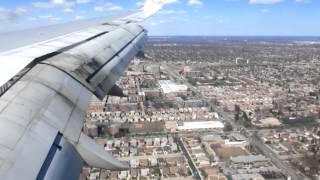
0, 1, 167, 179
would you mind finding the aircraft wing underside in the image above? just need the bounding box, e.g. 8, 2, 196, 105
0, 0, 166, 179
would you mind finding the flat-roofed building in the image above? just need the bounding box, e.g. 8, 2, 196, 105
230, 155, 269, 164
231, 173, 265, 180
178, 121, 224, 131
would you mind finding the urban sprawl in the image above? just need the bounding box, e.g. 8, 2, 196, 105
80, 37, 320, 180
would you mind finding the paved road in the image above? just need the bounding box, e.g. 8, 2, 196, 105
279, 153, 312, 160
119, 153, 182, 161
175, 137, 203, 180
249, 134, 305, 180
163, 64, 305, 180
135, 76, 145, 115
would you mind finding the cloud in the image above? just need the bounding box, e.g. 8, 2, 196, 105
28, 17, 37, 21
296, 0, 311, 3
93, 2, 123, 12
109, 6, 122, 11
0, 7, 28, 21
188, 0, 203, 6
52, 0, 65, 4
160, 10, 174, 14
0, 8, 8, 20
159, 9, 187, 15
93, 6, 104, 12
39, 14, 53, 19
177, 10, 187, 14
136, 1, 144, 7
75, 15, 84, 20
162, 0, 179, 4
38, 14, 62, 21
138, 0, 179, 8
261, 8, 270, 13
249, 0, 283, 4
149, 19, 166, 26
15, 8, 28, 14
76, 0, 93, 4
64, 8, 74, 13
32, 2, 54, 8
33, 0, 74, 9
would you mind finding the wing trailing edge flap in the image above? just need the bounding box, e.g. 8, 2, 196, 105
74, 133, 129, 170
43, 23, 147, 100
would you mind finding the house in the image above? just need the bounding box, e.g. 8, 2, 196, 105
154, 138, 161, 146
140, 168, 150, 177
171, 143, 178, 152
122, 140, 129, 148
106, 140, 113, 150
149, 158, 158, 166
130, 159, 139, 168
114, 140, 121, 147
161, 137, 168, 146
134, 149, 143, 157
197, 156, 211, 167
139, 159, 149, 167
176, 156, 186, 165
145, 138, 153, 146
120, 147, 129, 157
169, 166, 179, 176
166, 157, 177, 166
88, 172, 99, 180
144, 148, 154, 155
162, 167, 170, 177
178, 164, 189, 176
158, 158, 166, 166
130, 139, 137, 147
138, 139, 145, 147
129, 147, 138, 156
192, 149, 206, 158
99, 170, 108, 179
150, 168, 161, 178
130, 169, 139, 178
109, 171, 119, 180
201, 166, 227, 180
163, 146, 171, 154
118, 171, 129, 179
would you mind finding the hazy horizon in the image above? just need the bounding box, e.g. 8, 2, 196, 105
1, 0, 320, 36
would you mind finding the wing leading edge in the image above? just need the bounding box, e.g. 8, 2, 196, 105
0, 0, 168, 179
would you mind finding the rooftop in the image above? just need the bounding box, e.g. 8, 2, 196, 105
178, 121, 224, 130
158, 80, 188, 94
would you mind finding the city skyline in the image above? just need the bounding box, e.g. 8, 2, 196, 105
0, 0, 319, 36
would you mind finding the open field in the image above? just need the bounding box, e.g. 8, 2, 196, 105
213, 146, 248, 161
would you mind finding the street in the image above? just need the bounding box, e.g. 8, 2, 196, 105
163, 64, 305, 180
175, 136, 203, 180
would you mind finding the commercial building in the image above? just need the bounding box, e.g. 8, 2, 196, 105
178, 121, 224, 131
158, 80, 188, 94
